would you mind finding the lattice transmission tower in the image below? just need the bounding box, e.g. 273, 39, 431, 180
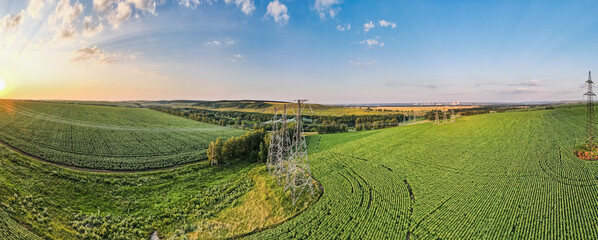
451, 109, 455, 123
285, 99, 315, 205
266, 100, 314, 205
267, 107, 279, 175
442, 110, 447, 124
585, 71, 596, 142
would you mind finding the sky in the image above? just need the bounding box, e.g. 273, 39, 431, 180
0, 0, 597, 104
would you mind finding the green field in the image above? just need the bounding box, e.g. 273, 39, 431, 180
0, 146, 318, 239
248, 104, 598, 239
3, 103, 598, 239
0, 100, 244, 170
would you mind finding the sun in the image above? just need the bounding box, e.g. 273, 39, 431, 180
0, 77, 6, 92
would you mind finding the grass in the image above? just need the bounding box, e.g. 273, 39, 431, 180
0, 100, 244, 170
0, 145, 319, 239
249, 104, 598, 239
4, 102, 598, 239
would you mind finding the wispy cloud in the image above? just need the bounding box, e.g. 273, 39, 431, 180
508, 80, 541, 86
205, 38, 235, 46
349, 60, 377, 66
229, 53, 245, 62
177, 0, 201, 9
266, 0, 289, 24
363, 21, 374, 32
128, 0, 157, 15
83, 16, 104, 37
0, 10, 25, 31
48, 0, 84, 40
497, 88, 541, 94
314, 0, 340, 19
360, 37, 384, 47
418, 84, 438, 89
93, 0, 119, 12
224, 0, 256, 15
108, 1, 133, 29
205, 40, 222, 46
378, 19, 396, 28
336, 23, 350, 32
71, 46, 130, 64
28, 0, 45, 18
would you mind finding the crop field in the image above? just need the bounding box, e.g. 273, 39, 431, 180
3, 103, 598, 239
0, 100, 244, 170
0, 145, 317, 239
249, 104, 598, 239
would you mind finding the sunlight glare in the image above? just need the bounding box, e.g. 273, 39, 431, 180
0, 77, 6, 92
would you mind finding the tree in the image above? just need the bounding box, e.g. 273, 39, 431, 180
207, 138, 223, 166
221, 138, 236, 164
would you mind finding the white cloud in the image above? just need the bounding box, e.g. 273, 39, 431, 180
497, 88, 540, 94
205, 40, 222, 46
206, 39, 235, 46
83, 16, 104, 37
229, 54, 244, 62
0, 10, 25, 31
28, 0, 45, 18
336, 23, 350, 31
224, 0, 255, 15
71, 46, 128, 64
177, 0, 200, 8
363, 21, 374, 32
349, 60, 377, 67
93, 0, 119, 12
509, 80, 541, 86
48, 0, 85, 40
127, 0, 157, 15
108, 1, 133, 29
360, 38, 384, 47
378, 20, 396, 28
314, 0, 340, 19
266, 0, 289, 24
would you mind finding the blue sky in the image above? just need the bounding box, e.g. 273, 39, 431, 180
0, 0, 596, 103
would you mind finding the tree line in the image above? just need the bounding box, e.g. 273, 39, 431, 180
207, 129, 269, 166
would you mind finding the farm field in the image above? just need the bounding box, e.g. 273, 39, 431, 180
2, 103, 598, 239
3, 1, 594, 239
0, 145, 318, 239
0, 100, 244, 170
249, 104, 598, 239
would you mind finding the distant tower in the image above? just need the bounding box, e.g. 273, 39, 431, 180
442, 109, 447, 124
451, 109, 456, 123
585, 71, 596, 142
413, 110, 416, 122
267, 107, 279, 175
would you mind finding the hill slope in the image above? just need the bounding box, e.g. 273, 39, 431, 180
0, 100, 244, 170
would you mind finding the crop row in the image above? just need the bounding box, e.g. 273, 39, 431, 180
251, 105, 598, 239
0, 100, 243, 170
